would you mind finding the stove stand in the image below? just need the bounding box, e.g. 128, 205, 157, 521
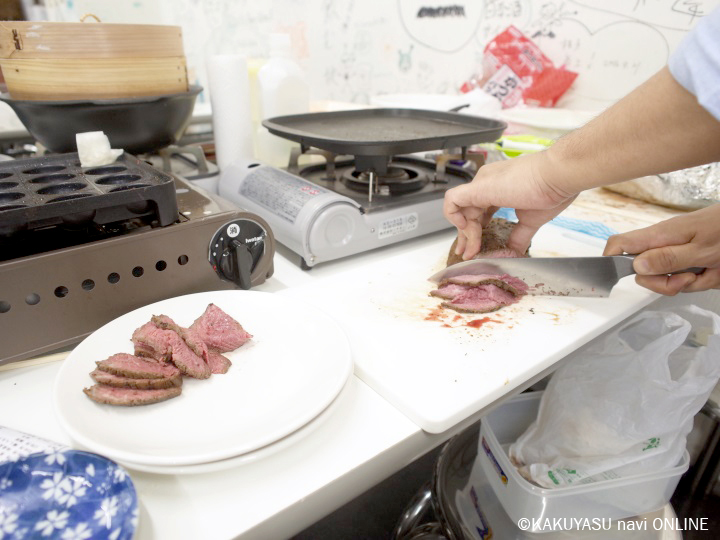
217, 148, 483, 269
0, 157, 275, 366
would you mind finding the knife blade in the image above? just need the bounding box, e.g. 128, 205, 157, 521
427, 255, 705, 297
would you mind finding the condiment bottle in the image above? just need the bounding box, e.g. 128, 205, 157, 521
256, 33, 310, 167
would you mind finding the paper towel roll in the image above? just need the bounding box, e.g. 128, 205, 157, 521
207, 54, 254, 172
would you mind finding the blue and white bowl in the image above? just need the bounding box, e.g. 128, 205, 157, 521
0, 449, 137, 540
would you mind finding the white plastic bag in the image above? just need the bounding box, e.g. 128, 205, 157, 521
509, 305, 720, 488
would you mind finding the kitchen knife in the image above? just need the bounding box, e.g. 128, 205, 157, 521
427, 255, 705, 297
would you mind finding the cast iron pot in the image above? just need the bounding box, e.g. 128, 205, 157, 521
0, 85, 202, 155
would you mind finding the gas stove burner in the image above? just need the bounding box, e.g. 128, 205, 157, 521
341, 165, 428, 195
294, 154, 475, 212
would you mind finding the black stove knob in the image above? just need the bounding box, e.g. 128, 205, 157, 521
209, 219, 269, 289
218, 239, 253, 289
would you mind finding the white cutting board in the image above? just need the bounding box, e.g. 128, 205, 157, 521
280, 224, 658, 433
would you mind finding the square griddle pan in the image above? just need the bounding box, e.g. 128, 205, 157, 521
262, 108, 507, 158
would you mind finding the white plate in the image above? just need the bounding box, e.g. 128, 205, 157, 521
115, 377, 350, 475
53, 290, 353, 467
500, 107, 598, 132
371, 93, 468, 111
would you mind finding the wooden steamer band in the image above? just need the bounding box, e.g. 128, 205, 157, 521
0, 21, 188, 100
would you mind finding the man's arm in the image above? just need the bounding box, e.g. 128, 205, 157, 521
444, 67, 720, 260
544, 67, 720, 196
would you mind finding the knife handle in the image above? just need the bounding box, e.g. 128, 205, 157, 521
617, 254, 706, 277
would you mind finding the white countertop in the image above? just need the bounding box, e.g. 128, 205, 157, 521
0, 233, 475, 540
0, 188, 698, 539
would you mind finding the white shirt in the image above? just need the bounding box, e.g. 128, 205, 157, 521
669, 6, 720, 122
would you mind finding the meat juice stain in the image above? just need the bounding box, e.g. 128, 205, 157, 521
424, 307, 446, 322
466, 317, 502, 328
540, 311, 561, 323
425, 306, 505, 330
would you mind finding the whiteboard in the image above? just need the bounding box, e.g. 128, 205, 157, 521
40, 0, 720, 111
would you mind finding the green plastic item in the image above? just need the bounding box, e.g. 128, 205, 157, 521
497, 134, 553, 157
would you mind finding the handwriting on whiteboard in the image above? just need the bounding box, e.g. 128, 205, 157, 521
572, 0, 712, 30
57, 0, 719, 110
398, 0, 482, 52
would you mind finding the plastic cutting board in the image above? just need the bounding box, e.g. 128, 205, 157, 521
279, 223, 658, 434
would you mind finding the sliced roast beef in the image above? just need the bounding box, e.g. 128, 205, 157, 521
83, 303, 251, 406
131, 322, 172, 362
446, 218, 527, 266
96, 353, 181, 379
441, 274, 529, 295
90, 368, 182, 389
431, 274, 527, 313
131, 320, 211, 379
83, 384, 182, 406
133, 341, 157, 359
438, 218, 531, 314
164, 331, 211, 379
189, 303, 252, 353
151, 314, 209, 363
207, 349, 232, 374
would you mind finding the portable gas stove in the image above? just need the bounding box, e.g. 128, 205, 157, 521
0, 152, 275, 365
218, 108, 506, 268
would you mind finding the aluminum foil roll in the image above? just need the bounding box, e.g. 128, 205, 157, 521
605, 163, 720, 211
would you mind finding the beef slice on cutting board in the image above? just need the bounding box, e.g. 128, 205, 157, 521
434, 218, 530, 314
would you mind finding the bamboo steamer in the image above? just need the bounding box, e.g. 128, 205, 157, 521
0, 20, 189, 100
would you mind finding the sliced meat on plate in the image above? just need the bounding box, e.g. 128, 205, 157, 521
90, 368, 183, 389
96, 353, 181, 379
206, 349, 232, 374
83, 384, 182, 406
151, 314, 209, 363
189, 303, 252, 353
131, 321, 210, 379
131, 322, 173, 362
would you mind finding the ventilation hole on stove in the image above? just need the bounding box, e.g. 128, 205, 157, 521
29, 173, 75, 184
178, 255, 189, 265
25, 293, 40, 305
110, 184, 152, 193
97, 174, 142, 185
0, 172, 13, 180
107, 273, 120, 284
0, 204, 27, 212
156, 260, 167, 271
0, 181, 18, 190
23, 165, 66, 175
132, 266, 144, 277
0, 301, 9, 313
84, 166, 128, 175
37, 183, 86, 195
47, 194, 93, 204
54, 286, 69, 298
0, 192, 24, 203
248, 163, 261, 168
82, 279, 95, 291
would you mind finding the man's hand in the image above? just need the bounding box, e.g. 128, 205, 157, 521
443, 151, 576, 259
604, 204, 720, 295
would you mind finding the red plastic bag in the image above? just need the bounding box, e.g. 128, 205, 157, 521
471, 26, 577, 108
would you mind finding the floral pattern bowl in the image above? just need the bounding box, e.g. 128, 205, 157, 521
0, 448, 137, 540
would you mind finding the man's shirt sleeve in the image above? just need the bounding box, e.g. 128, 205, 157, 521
669, 7, 720, 122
